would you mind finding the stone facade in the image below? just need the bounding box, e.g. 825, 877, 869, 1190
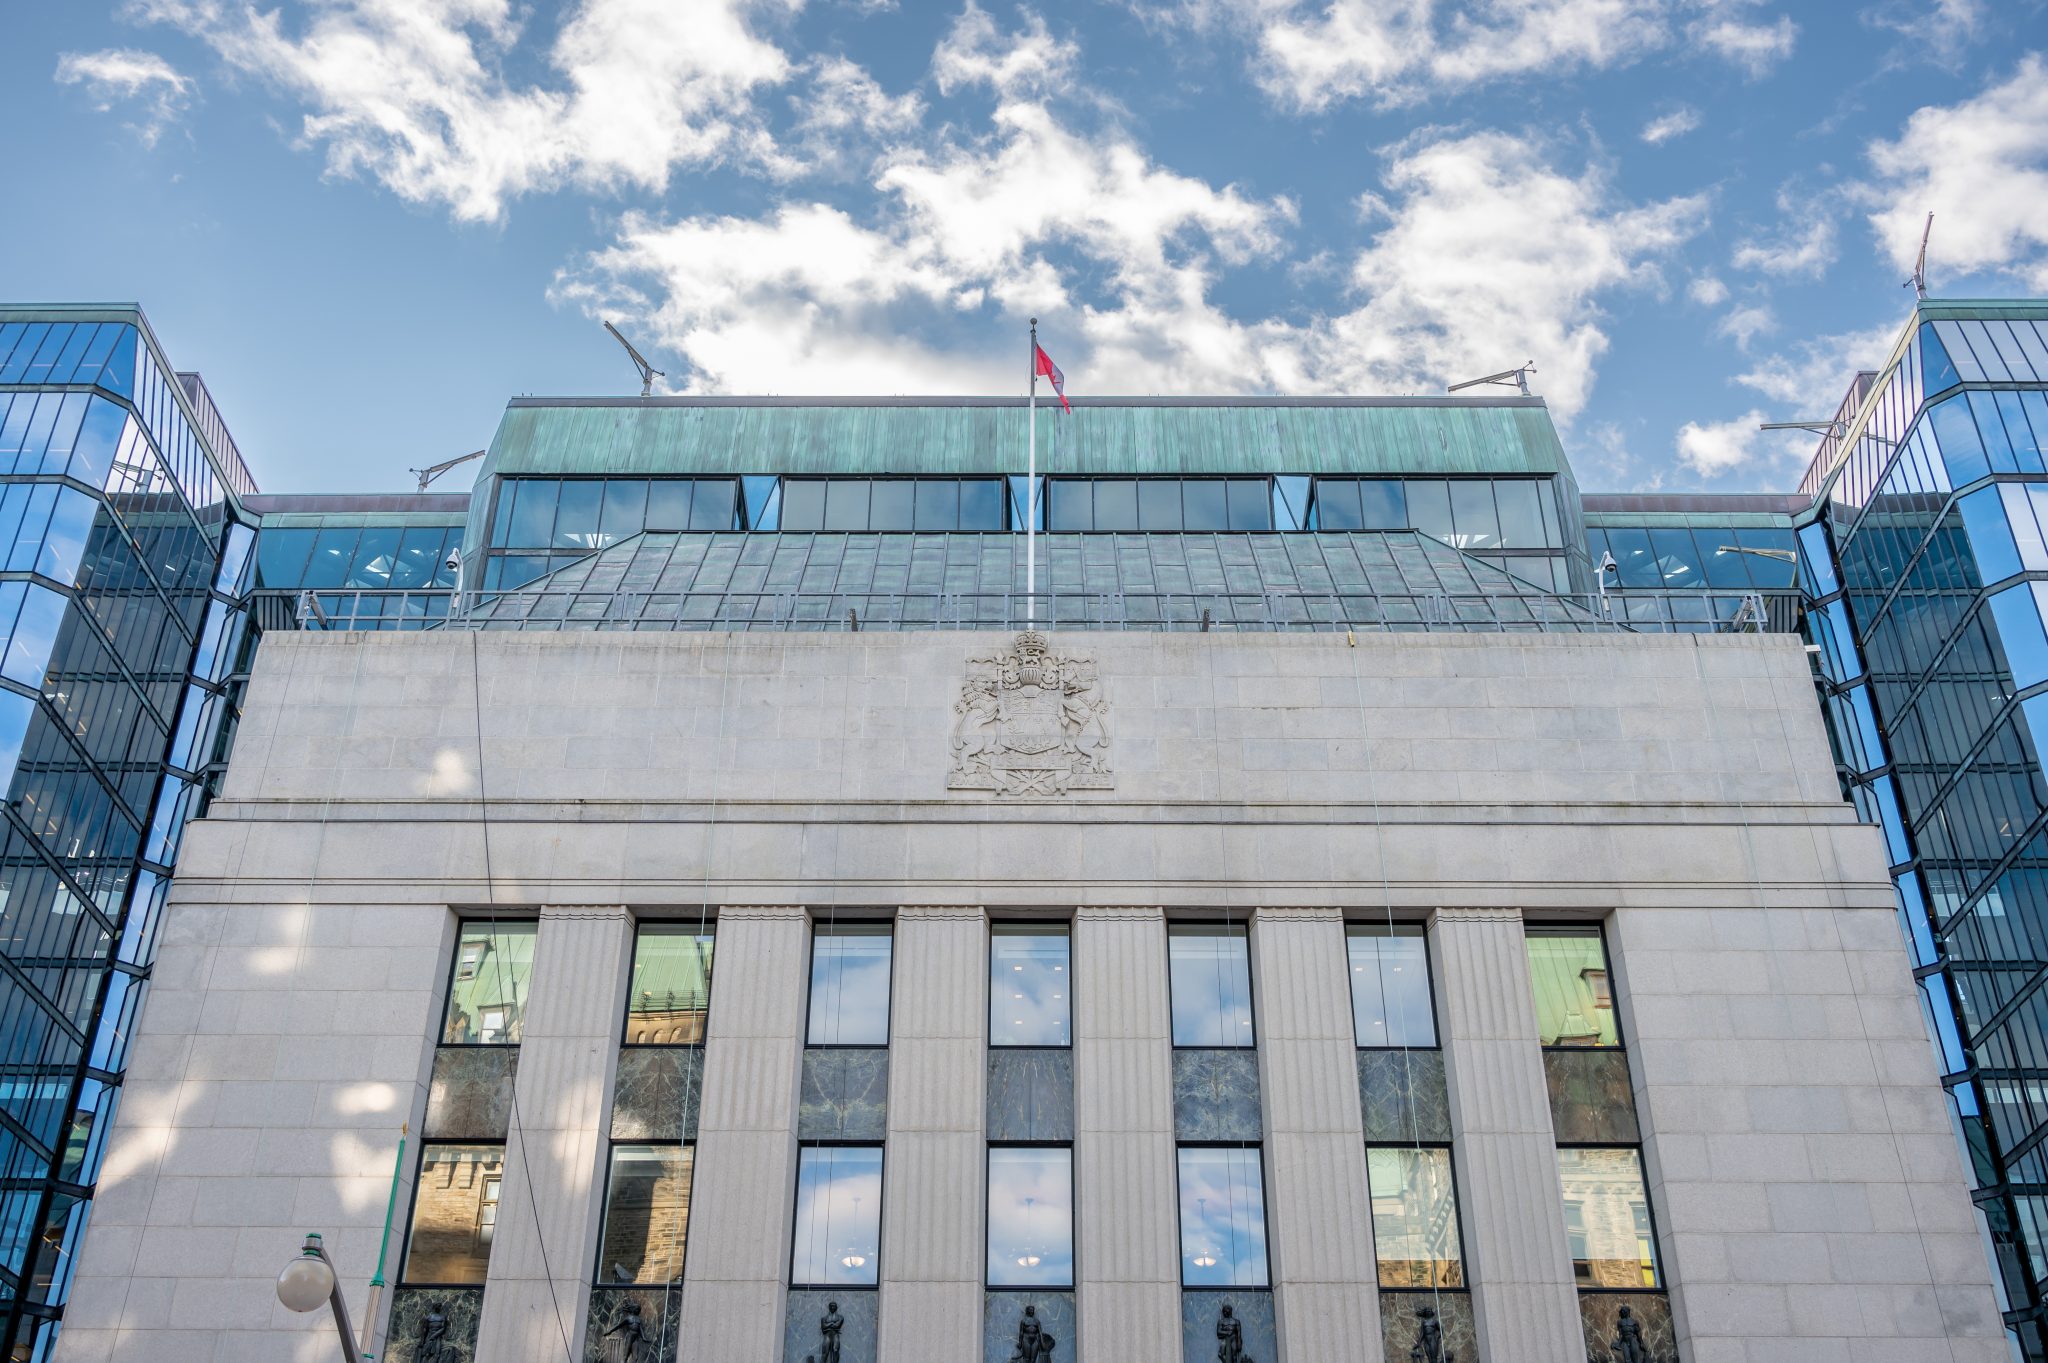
50, 630, 2004, 1362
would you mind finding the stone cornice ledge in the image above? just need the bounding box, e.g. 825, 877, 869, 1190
1430, 907, 1525, 923
713, 904, 811, 920
1074, 905, 1166, 919
1250, 906, 1345, 922
537, 904, 630, 920
891, 906, 986, 919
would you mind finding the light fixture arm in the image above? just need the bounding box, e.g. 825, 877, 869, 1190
1447, 362, 1537, 397
283, 1233, 365, 1363
410, 449, 486, 493
604, 321, 665, 398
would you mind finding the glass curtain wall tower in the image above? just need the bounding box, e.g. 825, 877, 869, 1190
0, 307, 256, 1361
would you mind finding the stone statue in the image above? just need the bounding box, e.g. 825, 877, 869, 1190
1409, 1304, 1452, 1363
1036, 1333, 1058, 1362
414, 1307, 451, 1363
819, 1300, 844, 1363
1611, 1304, 1648, 1363
1216, 1303, 1247, 1363
602, 1298, 654, 1363
1010, 1303, 1042, 1363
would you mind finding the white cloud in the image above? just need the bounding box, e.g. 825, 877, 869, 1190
1688, 274, 1730, 306
1640, 106, 1701, 144
125, 0, 800, 222
54, 47, 194, 146
1578, 420, 1664, 491
1732, 321, 1899, 405
1716, 303, 1775, 348
1732, 190, 1837, 278
1865, 56, 2048, 290
1676, 410, 1769, 476
1865, 0, 1985, 66
932, 2, 1078, 97
1688, 8, 1797, 77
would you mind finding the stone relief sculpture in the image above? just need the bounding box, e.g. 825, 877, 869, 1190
1008, 1303, 1057, 1362
1215, 1303, 1252, 1363
414, 1308, 452, 1363
818, 1300, 844, 1363
1409, 1304, 1453, 1363
600, 1299, 654, 1363
1610, 1304, 1648, 1363
949, 631, 1112, 796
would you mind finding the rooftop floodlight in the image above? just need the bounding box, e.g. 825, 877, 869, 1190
409, 449, 486, 493
1448, 362, 1537, 396
1905, 211, 1933, 298
605, 320, 665, 398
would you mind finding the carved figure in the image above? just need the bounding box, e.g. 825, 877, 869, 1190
414, 1308, 451, 1363
602, 1299, 654, 1363
1037, 1332, 1057, 1362
1409, 1304, 1452, 1363
949, 631, 1113, 796
1611, 1304, 1648, 1363
819, 1301, 844, 1363
1216, 1303, 1248, 1363
1012, 1304, 1041, 1362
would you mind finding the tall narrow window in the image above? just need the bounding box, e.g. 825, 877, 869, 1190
1555, 1149, 1660, 1288
441, 922, 536, 1046
791, 1146, 884, 1286
1176, 1146, 1270, 1287
807, 924, 893, 1046
991, 924, 1070, 1046
987, 1147, 1074, 1287
1526, 928, 1618, 1048
1347, 925, 1435, 1048
625, 925, 714, 1046
1366, 1147, 1464, 1288
1168, 924, 1255, 1047
596, 1146, 693, 1285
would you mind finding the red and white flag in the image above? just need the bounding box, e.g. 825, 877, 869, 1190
1033, 342, 1070, 413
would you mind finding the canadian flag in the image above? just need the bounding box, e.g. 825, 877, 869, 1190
1033, 343, 1070, 413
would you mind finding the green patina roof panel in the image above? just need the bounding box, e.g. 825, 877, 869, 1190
480, 398, 1571, 482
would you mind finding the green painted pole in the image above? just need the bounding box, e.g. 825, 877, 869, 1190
360, 1123, 408, 1359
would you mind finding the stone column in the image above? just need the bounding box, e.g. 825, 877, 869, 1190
877, 907, 987, 1362
680, 906, 810, 1362
1073, 906, 1180, 1359
1429, 907, 1583, 1363
1250, 906, 1382, 1359
474, 905, 634, 1363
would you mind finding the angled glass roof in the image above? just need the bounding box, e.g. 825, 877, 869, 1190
452, 529, 1614, 633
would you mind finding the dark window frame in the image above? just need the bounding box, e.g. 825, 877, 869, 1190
1171, 1140, 1275, 1290
592, 1137, 696, 1288
438, 918, 539, 1048
1525, 921, 1625, 1052
1166, 921, 1259, 1051
988, 919, 1074, 1051
1362, 1139, 1471, 1292
1345, 920, 1442, 1051
621, 919, 718, 1049
803, 917, 897, 1049
397, 1139, 510, 1289
788, 1140, 888, 1290
983, 1140, 1078, 1291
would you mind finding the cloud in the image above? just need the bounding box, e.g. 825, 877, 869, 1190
1864, 55, 2048, 290
1676, 409, 1772, 476
1864, 0, 1985, 67
1688, 274, 1730, 306
932, 2, 1078, 97
1732, 190, 1837, 278
1716, 303, 1774, 348
1732, 321, 1898, 405
1640, 107, 1701, 144
1689, 7, 1797, 77
125, 0, 799, 222
54, 47, 194, 146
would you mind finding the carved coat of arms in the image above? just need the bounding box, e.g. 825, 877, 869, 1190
949, 631, 1112, 796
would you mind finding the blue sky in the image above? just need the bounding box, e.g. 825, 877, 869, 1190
4, 0, 2046, 495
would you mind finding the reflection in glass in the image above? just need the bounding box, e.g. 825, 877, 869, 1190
598, 1146, 692, 1284
808, 924, 893, 1045
991, 925, 1070, 1046
626, 926, 714, 1045
442, 923, 538, 1045
791, 1146, 883, 1286
1347, 926, 1435, 1048
986, 1147, 1074, 1287
1555, 1148, 1659, 1287
1168, 925, 1255, 1047
1366, 1147, 1464, 1288
402, 1144, 504, 1284
1526, 928, 1618, 1047
1176, 1146, 1269, 1287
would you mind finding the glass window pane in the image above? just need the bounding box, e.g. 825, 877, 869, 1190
255, 528, 316, 589
914, 479, 959, 531
1048, 480, 1091, 532
347, 526, 400, 589
647, 480, 692, 532
1556, 1147, 1659, 1287
600, 480, 649, 545
1317, 479, 1364, 531
1735, 527, 1798, 587
556, 481, 604, 549
960, 479, 1004, 530
626, 925, 714, 1045
690, 479, 737, 531
1227, 480, 1271, 531
791, 1146, 883, 1286
509, 480, 558, 548
1406, 481, 1453, 541
303, 528, 360, 589
390, 528, 445, 590
442, 922, 538, 1044
1168, 925, 1255, 1047
1183, 480, 1228, 531
782, 480, 825, 531
824, 480, 871, 531
987, 1147, 1074, 1287
1493, 481, 1545, 548
1603, 528, 1658, 588
991, 925, 1070, 1046
1449, 481, 1500, 549
1700, 532, 1754, 589
869, 480, 915, 531
1139, 480, 1182, 530
1176, 1147, 1269, 1287
1648, 528, 1702, 588
808, 924, 893, 1045
403, 1145, 503, 1285
1525, 928, 1618, 1047
1366, 1147, 1463, 1288
599, 1145, 692, 1285
1359, 480, 1407, 530
1094, 480, 1139, 531
1347, 926, 1435, 1047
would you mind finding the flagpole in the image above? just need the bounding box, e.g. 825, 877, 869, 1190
1027, 316, 1038, 627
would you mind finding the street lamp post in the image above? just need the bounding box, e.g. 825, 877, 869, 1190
276, 1232, 366, 1362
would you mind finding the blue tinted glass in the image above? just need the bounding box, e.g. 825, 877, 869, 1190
36, 489, 98, 586
257, 529, 317, 588
913, 479, 959, 531
600, 480, 648, 543
1168, 925, 1254, 1046
987, 1147, 1074, 1287
824, 480, 869, 532
1648, 528, 1702, 587
808, 924, 892, 1045
689, 480, 736, 531
1315, 480, 1363, 530
959, 478, 1003, 530
782, 481, 825, 531
1989, 584, 2048, 690
348, 526, 401, 588
303, 528, 359, 588
1273, 475, 1310, 530
1094, 480, 1138, 531
991, 925, 1069, 1045
1973, 392, 2019, 473
1797, 523, 1838, 596
509, 480, 558, 547
390, 528, 445, 589
869, 480, 914, 531
1734, 528, 1797, 587
1603, 528, 1658, 588
1699, 534, 1753, 589
1930, 395, 1989, 487
2, 584, 66, 688
555, 481, 603, 549
1139, 480, 1181, 530
1406, 481, 1453, 541
1493, 481, 1545, 548
1048, 481, 1091, 531
1960, 487, 2022, 585
791, 1146, 883, 1286
1347, 926, 1434, 1047
647, 480, 692, 532
1177, 1147, 1269, 1287
1227, 480, 1270, 531
1449, 482, 1499, 549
